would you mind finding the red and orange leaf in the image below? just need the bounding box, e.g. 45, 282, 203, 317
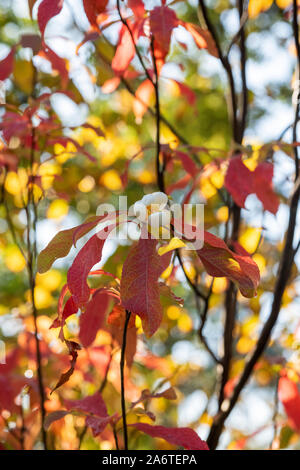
65, 391, 108, 417
133, 79, 154, 121
130, 423, 209, 450
83, 0, 108, 28
37, 0, 64, 35
183, 22, 218, 58
197, 231, 260, 298
120, 238, 172, 336
278, 374, 300, 432
128, 0, 145, 18
44, 411, 69, 430
112, 24, 136, 76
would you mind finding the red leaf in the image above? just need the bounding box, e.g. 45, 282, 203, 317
120, 238, 171, 336
225, 155, 253, 208
65, 391, 108, 417
150, 6, 178, 57
51, 295, 78, 329
112, 24, 136, 76
44, 410, 69, 430
51, 341, 80, 393
83, 0, 108, 28
128, 0, 145, 18
37, 0, 64, 35
130, 423, 209, 450
174, 150, 197, 175
0, 48, 15, 80
66, 392, 115, 436
278, 374, 300, 432
85, 415, 115, 436
253, 162, 279, 214
67, 225, 116, 306
79, 290, 111, 347
133, 79, 154, 121
197, 231, 260, 298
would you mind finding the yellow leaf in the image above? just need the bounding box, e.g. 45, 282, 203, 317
4, 246, 26, 272
158, 237, 186, 256
216, 206, 229, 222
47, 199, 69, 220
78, 175, 95, 193
239, 227, 261, 253
236, 336, 255, 355
249, 0, 273, 18
276, 0, 292, 7
177, 313, 193, 333
36, 270, 62, 292
100, 170, 122, 191
34, 286, 53, 309
167, 305, 181, 320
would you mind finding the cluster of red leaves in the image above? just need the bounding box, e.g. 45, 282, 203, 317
225, 155, 279, 214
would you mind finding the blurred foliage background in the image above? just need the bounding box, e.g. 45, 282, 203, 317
0, 0, 300, 451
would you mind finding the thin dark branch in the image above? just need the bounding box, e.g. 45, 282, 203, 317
293, 0, 300, 179
150, 37, 164, 193
120, 309, 131, 450
195, 280, 221, 364
198, 0, 239, 142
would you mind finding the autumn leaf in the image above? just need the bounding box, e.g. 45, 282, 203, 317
130, 423, 209, 450
120, 237, 172, 336
37, 0, 64, 36
37, 216, 101, 273
44, 410, 69, 430
83, 0, 108, 28
150, 5, 179, 57
133, 79, 155, 121
225, 156, 279, 214
128, 0, 145, 18
79, 289, 111, 347
40, 45, 69, 89
225, 155, 253, 208
278, 373, 300, 432
0, 48, 15, 81
67, 225, 116, 306
183, 22, 219, 58
112, 24, 136, 76
253, 162, 279, 214
64, 391, 108, 417
197, 231, 260, 298
51, 341, 80, 393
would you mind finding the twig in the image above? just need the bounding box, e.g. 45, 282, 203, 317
150, 37, 164, 193
120, 309, 131, 450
